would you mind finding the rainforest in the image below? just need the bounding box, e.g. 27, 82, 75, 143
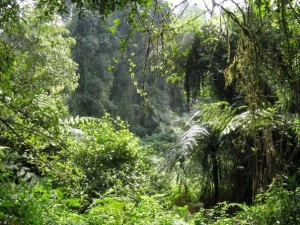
0, 0, 299, 224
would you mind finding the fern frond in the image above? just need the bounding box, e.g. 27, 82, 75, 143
160, 124, 209, 172
220, 109, 282, 139
200, 101, 233, 131
220, 111, 250, 137
62, 116, 101, 125
177, 124, 209, 154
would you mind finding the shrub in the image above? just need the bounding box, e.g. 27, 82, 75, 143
70, 115, 149, 196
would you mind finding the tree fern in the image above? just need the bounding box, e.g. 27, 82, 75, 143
161, 102, 234, 173
161, 124, 209, 172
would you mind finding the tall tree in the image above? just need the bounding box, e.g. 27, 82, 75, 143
67, 11, 117, 118
0, 8, 78, 178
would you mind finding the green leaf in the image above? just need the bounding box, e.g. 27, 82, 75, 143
113, 18, 120, 26
66, 198, 82, 208
1, 201, 14, 208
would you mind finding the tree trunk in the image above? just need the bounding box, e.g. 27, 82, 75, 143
212, 147, 219, 202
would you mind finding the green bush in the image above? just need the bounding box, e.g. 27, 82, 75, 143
85, 195, 190, 225
70, 115, 150, 196
233, 183, 300, 225
192, 177, 300, 225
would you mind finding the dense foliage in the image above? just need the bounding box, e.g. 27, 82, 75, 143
0, 0, 300, 224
